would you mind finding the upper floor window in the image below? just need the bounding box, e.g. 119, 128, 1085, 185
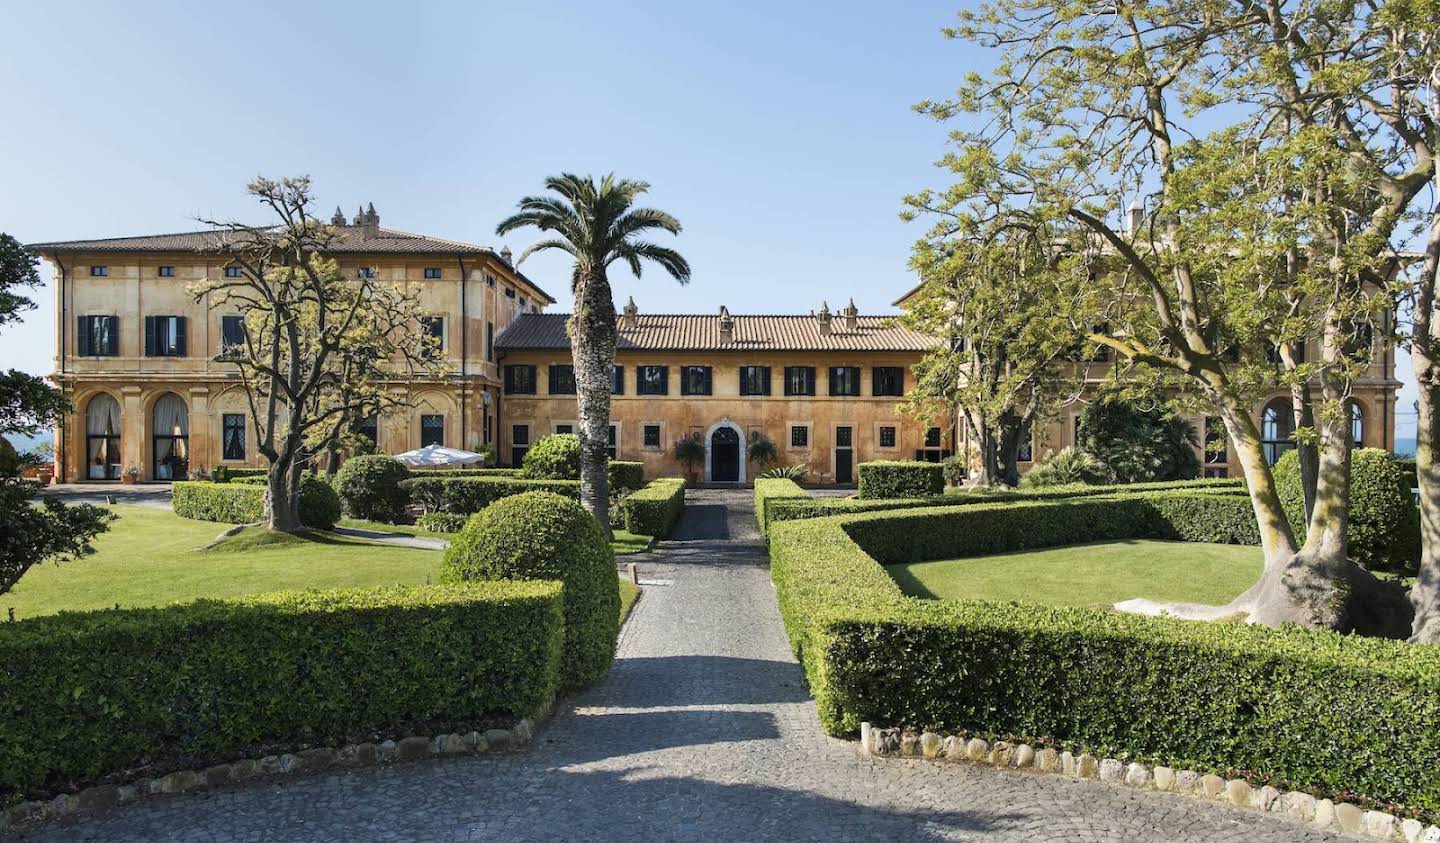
224, 266, 243, 278
423, 267, 442, 279
357, 267, 376, 279
638, 365, 668, 395
486, 322, 495, 362
222, 413, 246, 460
520, 295, 529, 307
784, 366, 816, 396
485, 274, 496, 287
420, 316, 444, 358
505, 364, 537, 394
828, 366, 861, 397
611, 365, 624, 395
221, 315, 246, 352
77, 315, 119, 356
548, 364, 577, 395
680, 365, 713, 396
89, 265, 108, 277
158, 266, 175, 277
872, 367, 904, 397
144, 315, 187, 357
739, 366, 771, 396
505, 287, 516, 299
420, 414, 444, 447
924, 427, 942, 448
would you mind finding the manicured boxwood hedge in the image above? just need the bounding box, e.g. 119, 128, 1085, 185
410, 468, 524, 478
1274, 448, 1421, 574
608, 461, 646, 494
415, 512, 467, 533
172, 478, 341, 529
754, 477, 810, 539
401, 476, 581, 515
620, 478, 686, 536
0, 581, 564, 801
768, 501, 1440, 812
334, 455, 412, 522
857, 460, 945, 499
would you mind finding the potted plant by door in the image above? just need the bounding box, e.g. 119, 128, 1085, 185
121, 465, 141, 485
673, 433, 705, 487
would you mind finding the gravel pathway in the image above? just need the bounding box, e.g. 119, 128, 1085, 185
17, 488, 1355, 842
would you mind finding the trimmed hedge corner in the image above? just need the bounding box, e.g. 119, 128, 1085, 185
608, 461, 646, 494
172, 478, 340, 529
768, 498, 1440, 814
0, 581, 564, 801
620, 478, 686, 536
857, 461, 945, 499
755, 477, 811, 539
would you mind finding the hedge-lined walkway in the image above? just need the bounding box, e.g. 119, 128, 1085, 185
28, 489, 1349, 842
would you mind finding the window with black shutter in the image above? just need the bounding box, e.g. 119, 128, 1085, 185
221, 315, 246, 352
486, 322, 494, 361
548, 364, 577, 395
784, 366, 816, 396
925, 427, 942, 448
77, 316, 119, 356
611, 365, 624, 395
144, 315, 187, 357
638, 365, 668, 395
420, 316, 444, 359
828, 366, 860, 396
680, 366, 712, 395
510, 424, 530, 467
872, 367, 904, 396
739, 366, 771, 396
505, 365, 537, 394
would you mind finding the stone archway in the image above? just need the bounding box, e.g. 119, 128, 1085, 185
704, 418, 746, 484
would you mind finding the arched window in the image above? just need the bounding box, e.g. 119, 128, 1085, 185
152, 393, 189, 480
1350, 402, 1364, 447
1261, 398, 1294, 465
85, 394, 121, 480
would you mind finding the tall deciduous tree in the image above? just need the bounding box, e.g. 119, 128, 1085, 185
192, 177, 441, 531
497, 174, 689, 537
0, 233, 111, 596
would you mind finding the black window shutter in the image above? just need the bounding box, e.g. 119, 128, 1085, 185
174, 316, 187, 356
106, 316, 119, 355
762, 367, 771, 395
806, 367, 816, 395
613, 366, 624, 395
873, 368, 882, 395
660, 366, 669, 395
77, 317, 91, 356
828, 367, 837, 396
704, 367, 713, 395
144, 316, 156, 356
548, 365, 558, 394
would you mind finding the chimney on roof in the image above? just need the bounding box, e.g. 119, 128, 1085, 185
500, 245, 513, 265
621, 296, 639, 331
331, 206, 346, 226
358, 203, 379, 240
841, 298, 858, 333
817, 300, 833, 336
1126, 199, 1144, 236
719, 305, 734, 344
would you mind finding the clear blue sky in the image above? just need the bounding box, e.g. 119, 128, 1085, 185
0, 0, 1418, 440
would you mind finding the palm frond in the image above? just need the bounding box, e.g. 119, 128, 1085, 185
610, 241, 692, 284
515, 238, 578, 265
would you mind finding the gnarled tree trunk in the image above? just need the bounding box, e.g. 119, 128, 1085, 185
571, 268, 615, 539
264, 456, 302, 532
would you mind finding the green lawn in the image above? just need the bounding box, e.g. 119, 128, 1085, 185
339, 518, 653, 555
619, 579, 641, 624
886, 540, 1263, 610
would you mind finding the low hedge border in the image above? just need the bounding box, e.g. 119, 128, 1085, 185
0, 581, 564, 810
768, 497, 1440, 816
172, 479, 340, 529
620, 478, 686, 537
755, 477, 810, 539
857, 460, 945, 499
400, 476, 581, 515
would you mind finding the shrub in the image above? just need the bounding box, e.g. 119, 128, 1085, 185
334, 455, 412, 522
758, 464, 808, 481
1077, 398, 1200, 483
608, 461, 646, 493
173, 479, 340, 529
1020, 447, 1115, 488
298, 474, 341, 530
232, 475, 269, 485
767, 505, 1440, 813
415, 512, 467, 533
746, 431, 779, 468
755, 477, 811, 539
942, 454, 968, 486
400, 476, 581, 515
856, 461, 944, 499
412, 467, 524, 478
0, 581, 564, 801
1274, 448, 1421, 574
441, 492, 618, 690
673, 432, 706, 478
620, 478, 686, 536
522, 433, 581, 480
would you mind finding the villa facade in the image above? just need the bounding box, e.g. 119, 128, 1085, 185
33, 212, 1402, 485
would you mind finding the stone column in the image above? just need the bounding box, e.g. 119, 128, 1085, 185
121, 385, 144, 479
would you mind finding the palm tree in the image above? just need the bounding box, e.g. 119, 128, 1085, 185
497, 174, 689, 536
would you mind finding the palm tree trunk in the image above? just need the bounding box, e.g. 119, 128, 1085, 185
571, 268, 616, 539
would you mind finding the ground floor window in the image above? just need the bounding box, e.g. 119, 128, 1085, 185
355, 414, 378, 446
790, 425, 809, 448
85, 393, 121, 480
511, 424, 530, 467
1261, 398, 1294, 465
1350, 401, 1364, 446
879, 426, 896, 448
222, 413, 246, 460
608, 424, 618, 459
1204, 416, 1227, 466
421, 414, 444, 447
1016, 419, 1033, 463
152, 392, 189, 480
556, 423, 574, 435
643, 423, 661, 449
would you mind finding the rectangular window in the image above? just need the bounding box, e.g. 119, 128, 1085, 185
828, 366, 861, 396
357, 267, 376, 279
790, 425, 809, 448
89, 265, 108, 277
485, 274, 496, 287
611, 364, 624, 395
1017, 419, 1033, 462
784, 366, 816, 396
555, 424, 574, 435
1204, 467, 1229, 478
158, 266, 175, 277
739, 366, 771, 396
144, 315, 187, 357
505, 287, 516, 299
420, 414, 444, 447
548, 364, 577, 395
486, 322, 495, 361
76, 315, 119, 356
638, 365, 669, 395
872, 367, 905, 397
680, 365, 713, 396
424, 267, 442, 279
222, 414, 246, 460
355, 415, 378, 445
224, 266, 243, 278
607, 424, 618, 459
879, 426, 897, 448
520, 296, 529, 307
925, 427, 942, 448
504, 364, 537, 394
420, 316, 444, 358
221, 315, 246, 352
643, 424, 661, 449
510, 424, 530, 467
1204, 416, 1228, 465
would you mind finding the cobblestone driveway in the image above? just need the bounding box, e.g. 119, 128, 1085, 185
20, 488, 1354, 842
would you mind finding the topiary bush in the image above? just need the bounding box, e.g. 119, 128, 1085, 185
1020, 447, 1115, 488
174, 478, 340, 530
608, 461, 646, 493
415, 512, 467, 533
856, 461, 945, 499
334, 455, 412, 522
1274, 447, 1421, 574
298, 474, 342, 530
522, 433, 581, 480
440, 491, 619, 689
619, 478, 686, 536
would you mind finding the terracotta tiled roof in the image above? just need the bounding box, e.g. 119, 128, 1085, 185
495, 312, 937, 353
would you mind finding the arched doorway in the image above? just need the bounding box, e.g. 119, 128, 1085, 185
85, 394, 121, 480
152, 393, 190, 480
708, 423, 742, 483
1260, 397, 1294, 465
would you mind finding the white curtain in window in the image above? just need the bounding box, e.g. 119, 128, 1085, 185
153, 393, 189, 437
86, 394, 120, 436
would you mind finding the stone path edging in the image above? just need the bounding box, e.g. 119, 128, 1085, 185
860, 723, 1438, 842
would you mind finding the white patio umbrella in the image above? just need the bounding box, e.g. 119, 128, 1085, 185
392, 444, 487, 469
